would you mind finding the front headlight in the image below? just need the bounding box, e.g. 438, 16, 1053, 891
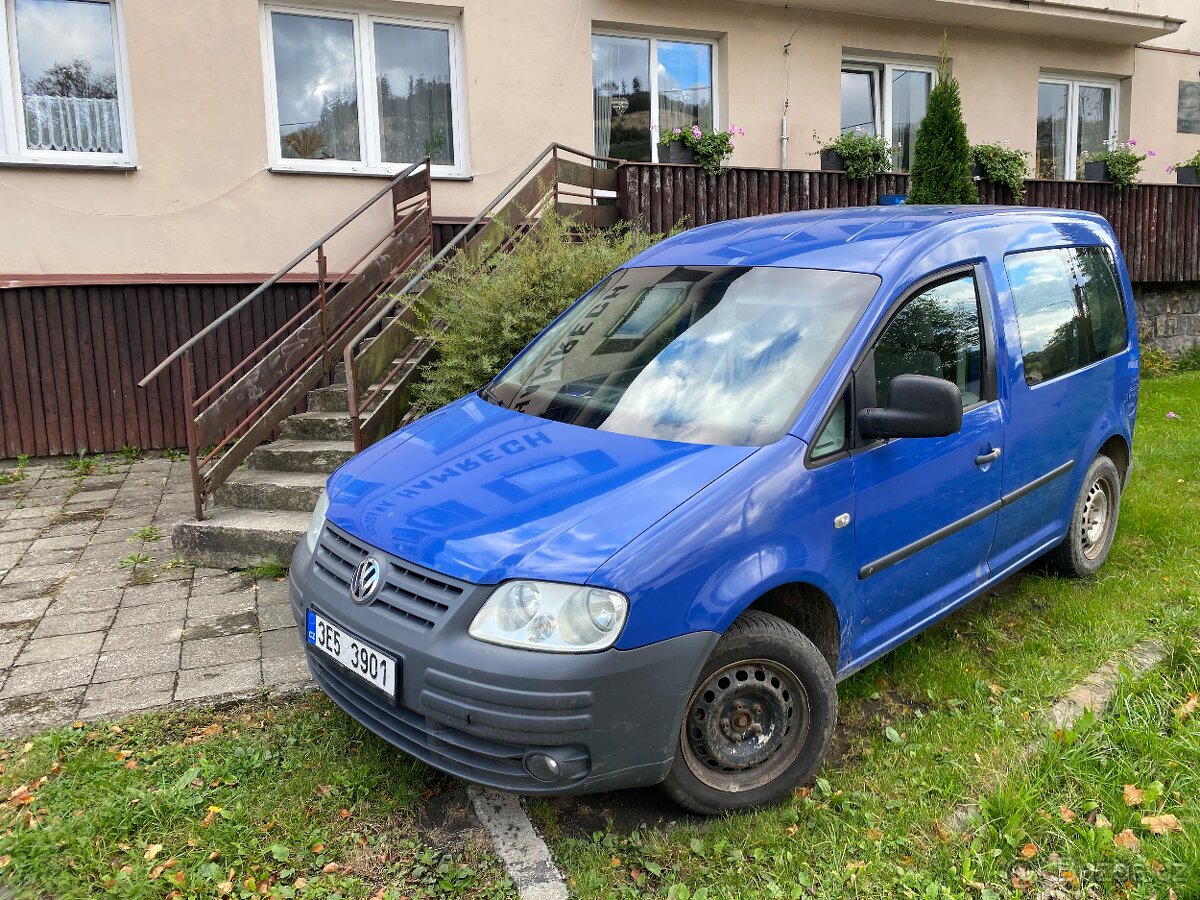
469, 581, 628, 653
305, 488, 329, 554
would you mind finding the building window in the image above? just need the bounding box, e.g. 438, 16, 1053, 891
263, 5, 466, 176
592, 32, 716, 163
840, 59, 933, 171
0, 0, 135, 167
1036, 77, 1117, 180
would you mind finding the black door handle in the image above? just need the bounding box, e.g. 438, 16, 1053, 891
975, 448, 1002, 466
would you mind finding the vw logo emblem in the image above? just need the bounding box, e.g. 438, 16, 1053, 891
350, 557, 382, 605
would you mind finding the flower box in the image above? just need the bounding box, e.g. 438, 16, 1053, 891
1176, 165, 1199, 185
1082, 160, 1111, 182
820, 149, 845, 172
659, 142, 696, 165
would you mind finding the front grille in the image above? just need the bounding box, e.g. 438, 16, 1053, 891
309, 653, 588, 790
314, 524, 466, 631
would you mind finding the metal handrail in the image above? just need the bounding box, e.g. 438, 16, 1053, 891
138, 158, 429, 389
350, 143, 621, 350
343, 143, 623, 450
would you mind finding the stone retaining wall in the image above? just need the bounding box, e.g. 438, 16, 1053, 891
1134, 282, 1200, 355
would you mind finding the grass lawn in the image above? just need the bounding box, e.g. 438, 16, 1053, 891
1, 372, 1197, 900
0, 696, 515, 899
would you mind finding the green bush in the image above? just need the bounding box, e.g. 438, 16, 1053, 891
412, 211, 661, 413
1084, 138, 1149, 188
907, 33, 978, 205
971, 142, 1030, 203
814, 129, 894, 179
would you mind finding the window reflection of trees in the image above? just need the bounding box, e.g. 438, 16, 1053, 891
875, 278, 981, 406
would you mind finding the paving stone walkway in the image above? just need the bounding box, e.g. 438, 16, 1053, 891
0, 455, 312, 737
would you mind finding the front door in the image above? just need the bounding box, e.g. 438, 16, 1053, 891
848, 269, 1006, 667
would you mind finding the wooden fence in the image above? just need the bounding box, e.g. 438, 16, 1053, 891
0, 282, 311, 458
616, 165, 1200, 283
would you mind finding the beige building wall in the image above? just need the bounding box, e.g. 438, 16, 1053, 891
0, 0, 1191, 279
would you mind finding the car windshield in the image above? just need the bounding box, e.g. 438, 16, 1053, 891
483, 265, 880, 447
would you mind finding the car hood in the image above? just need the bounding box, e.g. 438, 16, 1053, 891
325, 394, 755, 585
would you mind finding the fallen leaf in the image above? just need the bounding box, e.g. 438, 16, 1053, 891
317, 785, 332, 796
144, 844, 163, 861
321, 862, 341, 874
1060, 806, 1077, 823
0, 856, 10, 868
338, 808, 351, 819
293, 877, 308, 890
1124, 784, 1145, 806
201, 806, 221, 827
1095, 814, 1113, 829
217, 882, 232, 896
311, 842, 324, 854
866, 827, 884, 841
1176, 693, 1199, 721
1114, 829, 1141, 851
149, 864, 165, 880
1020, 843, 1038, 859
1141, 814, 1183, 835
172, 871, 185, 885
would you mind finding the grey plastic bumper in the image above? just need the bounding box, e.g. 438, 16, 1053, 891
289, 538, 717, 795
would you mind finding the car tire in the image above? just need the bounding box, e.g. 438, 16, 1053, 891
661, 610, 836, 815
1046, 454, 1122, 578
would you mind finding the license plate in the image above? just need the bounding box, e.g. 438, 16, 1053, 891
306, 609, 397, 698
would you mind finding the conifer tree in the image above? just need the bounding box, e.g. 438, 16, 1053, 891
908, 33, 978, 204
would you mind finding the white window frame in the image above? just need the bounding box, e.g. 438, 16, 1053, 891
841, 57, 937, 156
262, 3, 468, 178
1037, 74, 1119, 180
592, 29, 720, 164
0, 0, 136, 168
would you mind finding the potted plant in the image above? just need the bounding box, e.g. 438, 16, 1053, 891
659, 123, 743, 174
1080, 138, 1153, 187
1168, 150, 1200, 185
970, 141, 1031, 203
813, 129, 895, 179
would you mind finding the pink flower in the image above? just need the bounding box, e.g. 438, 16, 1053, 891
728, 124, 737, 135
1168, 165, 1175, 173
737, 126, 745, 136
673, 127, 681, 135
1128, 138, 1137, 146
1167, 411, 1179, 419
1148, 149, 1157, 157
691, 125, 702, 139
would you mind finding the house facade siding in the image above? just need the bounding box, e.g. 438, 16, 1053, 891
0, 0, 1197, 456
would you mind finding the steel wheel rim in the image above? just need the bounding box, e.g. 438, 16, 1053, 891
680, 658, 810, 792
1080, 473, 1115, 561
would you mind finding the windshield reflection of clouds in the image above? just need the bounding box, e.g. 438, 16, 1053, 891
489, 266, 878, 447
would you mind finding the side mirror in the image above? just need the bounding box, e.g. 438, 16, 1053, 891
856, 374, 963, 441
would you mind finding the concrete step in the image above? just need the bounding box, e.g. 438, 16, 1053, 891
214, 469, 328, 512
173, 508, 311, 569
308, 384, 348, 412
248, 439, 356, 473
280, 411, 353, 441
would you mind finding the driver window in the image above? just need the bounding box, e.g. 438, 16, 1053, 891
874, 274, 984, 408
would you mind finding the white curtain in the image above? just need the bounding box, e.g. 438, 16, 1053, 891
593, 48, 614, 158
24, 95, 122, 153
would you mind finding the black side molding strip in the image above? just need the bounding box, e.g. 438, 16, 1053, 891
859, 459, 1075, 580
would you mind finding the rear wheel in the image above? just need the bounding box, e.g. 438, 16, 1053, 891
1046, 454, 1121, 578
662, 611, 836, 815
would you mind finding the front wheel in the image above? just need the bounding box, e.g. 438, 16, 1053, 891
1046, 454, 1122, 578
662, 611, 836, 815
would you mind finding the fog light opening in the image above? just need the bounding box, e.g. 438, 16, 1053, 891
524, 752, 562, 783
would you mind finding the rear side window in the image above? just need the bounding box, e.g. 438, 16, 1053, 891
1004, 246, 1128, 385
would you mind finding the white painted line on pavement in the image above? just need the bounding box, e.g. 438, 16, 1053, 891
468, 785, 569, 900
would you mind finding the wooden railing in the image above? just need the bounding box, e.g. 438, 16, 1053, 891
616, 164, 1200, 283
342, 143, 621, 451
138, 160, 434, 519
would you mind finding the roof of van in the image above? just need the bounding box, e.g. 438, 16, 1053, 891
623, 205, 1112, 276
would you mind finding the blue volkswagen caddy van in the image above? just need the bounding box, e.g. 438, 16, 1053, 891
290, 206, 1138, 814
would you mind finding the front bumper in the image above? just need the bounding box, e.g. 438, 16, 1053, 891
289, 527, 717, 795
